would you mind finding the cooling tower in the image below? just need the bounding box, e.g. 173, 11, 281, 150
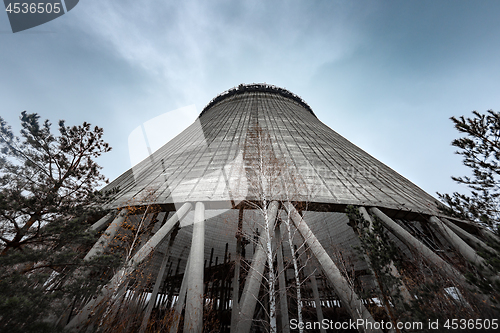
65, 84, 499, 333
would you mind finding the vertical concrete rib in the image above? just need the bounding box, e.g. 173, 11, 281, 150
84, 208, 128, 261
284, 202, 381, 333
236, 201, 279, 333
184, 202, 205, 333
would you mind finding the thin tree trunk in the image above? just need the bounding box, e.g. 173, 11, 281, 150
283, 212, 303, 333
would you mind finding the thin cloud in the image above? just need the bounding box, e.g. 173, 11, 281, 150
70, 0, 364, 103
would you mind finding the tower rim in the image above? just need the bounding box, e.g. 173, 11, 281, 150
199, 83, 316, 118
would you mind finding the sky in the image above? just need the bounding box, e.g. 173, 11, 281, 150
1, 0, 500, 201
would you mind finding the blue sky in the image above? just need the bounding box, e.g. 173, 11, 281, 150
1, 0, 500, 200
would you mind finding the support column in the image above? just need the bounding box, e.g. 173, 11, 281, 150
236, 201, 279, 333
359, 207, 412, 304
169, 255, 190, 333
139, 225, 180, 333
84, 208, 128, 261
429, 216, 487, 268
90, 212, 115, 232
66, 203, 192, 331
284, 202, 381, 333
369, 208, 468, 285
306, 265, 326, 333
479, 227, 500, 245
440, 218, 496, 253
275, 225, 290, 333
130, 203, 192, 267
430, 216, 500, 282
357, 207, 406, 333
230, 208, 244, 333
184, 202, 205, 333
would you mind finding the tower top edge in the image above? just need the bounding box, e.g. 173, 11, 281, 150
199, 83, 316, 118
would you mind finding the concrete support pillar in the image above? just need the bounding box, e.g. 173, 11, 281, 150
429, 216, 487, 267
66, 203, 192, 331
430, 216, 500, 282
275, 225, 290, 333
56, 211, 124, 327
230, 208, 244, 333
440, 218, 497, 253
139, 226, 179, 333
229, 263, 241, 333
84, 208, 128, 261
55, 297, 76, 327
184, 202, 205, 333
90, 212, 115, 232
130, 203, 192, 267
103, 281, 129, 328
369, 208, 468, 285
478, 227, 500, 245
307, 266, 326, 333
284, 202, 381, 333
236, 201, 279, 333
359, 207, 412, 304
169, 255, 190, 333
65, 267, 128, 331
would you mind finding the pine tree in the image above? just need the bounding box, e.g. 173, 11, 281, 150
438, 110, 500, 234
0, 112, 119, 332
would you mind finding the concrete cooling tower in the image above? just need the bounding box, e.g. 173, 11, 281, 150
65, 84, 499, 333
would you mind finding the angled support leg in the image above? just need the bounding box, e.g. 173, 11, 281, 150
84, 208, 129, 261
130, 203, 192, 267
430, 216, 499, 280
440, 218, 496, 253
478, 226, 500, 245
370, 208, 468, 285
90, 212, 115, 232
357, 207, 406, 333
359, 207, 412, 303
430, 216, 487, 268
284, 202, 381, 333
139, 225, 180, 333
66, 203, 192, 331
371, 208, 500, 310
169, 255, 191, 333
